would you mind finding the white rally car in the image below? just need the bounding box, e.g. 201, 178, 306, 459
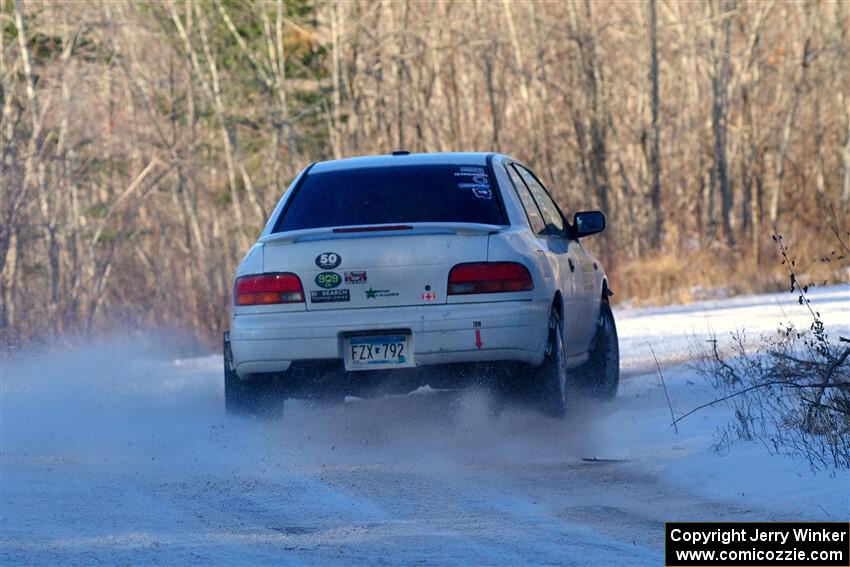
224, 152, 618, 416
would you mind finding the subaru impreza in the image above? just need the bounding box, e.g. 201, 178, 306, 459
224, 152, 618, 416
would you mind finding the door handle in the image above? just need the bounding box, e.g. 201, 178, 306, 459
568, 258, 575, 273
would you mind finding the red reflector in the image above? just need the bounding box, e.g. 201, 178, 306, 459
235, 273, 304, 305
333, 225, 413, 233
447, 262, 533, 295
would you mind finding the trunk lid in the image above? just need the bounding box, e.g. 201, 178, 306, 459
261, 224, 496, 310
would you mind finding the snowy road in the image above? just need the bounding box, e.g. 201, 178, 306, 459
2, 286, 849, 565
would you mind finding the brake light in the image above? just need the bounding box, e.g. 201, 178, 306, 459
333, 225, 413, 233
447, 262, 533, 295
235, 273, 304, 305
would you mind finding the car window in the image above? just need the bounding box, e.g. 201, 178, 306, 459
514, 165, 565, 234
506, 165, 546, 233
273, 164, 506, 232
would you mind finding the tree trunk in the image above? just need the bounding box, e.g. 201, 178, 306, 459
768, 11, 812, 229
709, 3, 735, 247
646, 0, 662, 249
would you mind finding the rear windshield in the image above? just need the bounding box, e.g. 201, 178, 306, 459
273, 164, 506, 232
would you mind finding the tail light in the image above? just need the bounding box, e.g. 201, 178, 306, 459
447, 262, 533, 295
235, 273, 304, 306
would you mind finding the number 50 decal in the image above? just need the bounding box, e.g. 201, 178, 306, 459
315, 252, 341, 269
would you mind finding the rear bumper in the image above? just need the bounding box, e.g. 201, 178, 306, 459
229, 299, 550, 376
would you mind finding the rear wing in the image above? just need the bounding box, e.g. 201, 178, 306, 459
259, 222, 506, 244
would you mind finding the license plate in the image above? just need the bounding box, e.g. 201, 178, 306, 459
344, 333, 413, 371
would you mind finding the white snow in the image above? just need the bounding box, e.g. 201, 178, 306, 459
613, 284, 849, 519
1, 285, 848, 565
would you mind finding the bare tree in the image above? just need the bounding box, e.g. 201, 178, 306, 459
646, 0, 662, 249
2, 0, 848, 347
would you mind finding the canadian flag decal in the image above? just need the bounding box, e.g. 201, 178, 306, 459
421, 292, 437, 302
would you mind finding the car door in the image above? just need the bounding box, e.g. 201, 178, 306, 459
570, 237, 601, 352
506, 164, 583, 357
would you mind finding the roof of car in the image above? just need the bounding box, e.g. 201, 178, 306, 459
309, 152, 495, 173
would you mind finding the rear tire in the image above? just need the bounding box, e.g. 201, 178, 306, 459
535, 308, 569, 418
224, 334, 288, 416
223, 340, 250, 415
577, 300, 620, 400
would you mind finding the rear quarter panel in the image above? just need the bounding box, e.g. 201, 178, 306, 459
483, 228, 559, 306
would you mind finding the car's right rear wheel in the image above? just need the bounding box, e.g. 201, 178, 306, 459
534, 308, 569, 418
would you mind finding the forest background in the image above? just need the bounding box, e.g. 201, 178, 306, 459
1, 0, 848, 348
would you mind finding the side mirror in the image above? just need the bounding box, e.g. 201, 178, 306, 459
573, 211, 605, 238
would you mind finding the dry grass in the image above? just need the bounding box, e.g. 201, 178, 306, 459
611, 237, 848, 308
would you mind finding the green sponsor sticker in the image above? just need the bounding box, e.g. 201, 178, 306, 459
365, 287, 400, 299
315, 271, 342, 289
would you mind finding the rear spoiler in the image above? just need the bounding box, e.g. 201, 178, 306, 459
259, 222, 506, 244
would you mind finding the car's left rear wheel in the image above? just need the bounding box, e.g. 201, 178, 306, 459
224, 334, 288, 416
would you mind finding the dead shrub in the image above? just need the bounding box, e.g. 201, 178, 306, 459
686, 235, 850, 470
